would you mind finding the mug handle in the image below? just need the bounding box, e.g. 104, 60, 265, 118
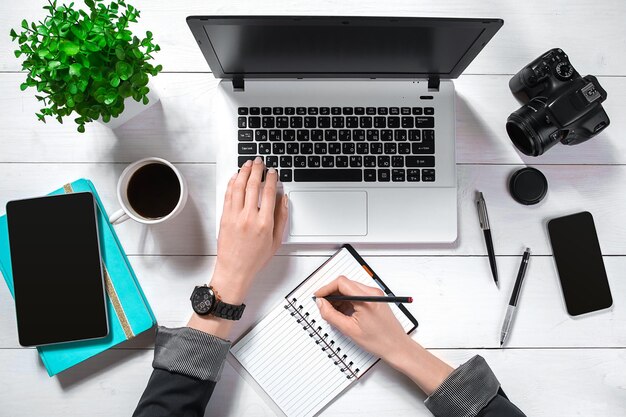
109, 209, 130, 225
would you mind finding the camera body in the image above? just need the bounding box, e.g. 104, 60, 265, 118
506, 48, 610, 156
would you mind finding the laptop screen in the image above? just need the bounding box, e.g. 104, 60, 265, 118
188, 17, 503, 79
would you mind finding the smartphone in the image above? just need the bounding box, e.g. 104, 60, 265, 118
7, 192, 109, 346
547, 211, 613, 316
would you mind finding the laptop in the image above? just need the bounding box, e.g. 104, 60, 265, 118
187, 16, 503, 243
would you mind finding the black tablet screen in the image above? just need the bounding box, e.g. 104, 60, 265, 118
7, 192, 108, 346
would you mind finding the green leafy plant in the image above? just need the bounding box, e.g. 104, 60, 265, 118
10, 0, 162, 132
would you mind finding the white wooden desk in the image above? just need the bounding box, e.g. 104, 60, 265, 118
1, 1, 625, 415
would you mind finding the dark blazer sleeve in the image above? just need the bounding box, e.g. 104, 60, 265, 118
425, 355, 526, 417
132, 327, 231, 417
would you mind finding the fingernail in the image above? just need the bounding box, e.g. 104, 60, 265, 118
316, 298, 322, 309
283, 194, 289, 208
244, 159, 253, 167
268, 167, 277, 175
231, 172, 238, 180
254, 156, 262, 164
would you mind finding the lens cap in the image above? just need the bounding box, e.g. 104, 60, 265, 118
509, 167, 548, 205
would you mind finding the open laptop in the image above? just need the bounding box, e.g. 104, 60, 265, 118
187, 16, 503, 243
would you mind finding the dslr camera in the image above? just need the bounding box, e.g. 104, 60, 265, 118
506, 48, 610, 156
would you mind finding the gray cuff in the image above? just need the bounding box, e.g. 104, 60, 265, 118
425, 355, 500, 417
152, 326, 231, 382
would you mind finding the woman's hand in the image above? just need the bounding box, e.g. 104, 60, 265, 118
314, 275, 411, 361
211, 157, 289, 304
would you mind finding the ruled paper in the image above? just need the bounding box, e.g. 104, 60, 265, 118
231, 247, 416, 417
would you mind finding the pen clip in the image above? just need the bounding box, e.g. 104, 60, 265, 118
476, 193, 490, 230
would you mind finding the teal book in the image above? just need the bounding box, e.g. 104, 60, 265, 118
0, 179, 156, 376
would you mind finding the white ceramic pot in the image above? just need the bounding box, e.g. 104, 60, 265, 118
97, 81, 160, 129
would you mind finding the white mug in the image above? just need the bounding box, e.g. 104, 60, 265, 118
109, 157, 188, 225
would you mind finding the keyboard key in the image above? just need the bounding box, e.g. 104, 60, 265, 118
381, 129, 393, 141
322, 156, 334, 167
261, 117, 274, 128
409, 130, 421, 141
377, 107, 388, 115
238, 107, 248, 115
415, 116, 435, 128
384, 143, 397, 154
378, 156, 390, 167
238, 155, 260, 167
238, 143, 257, 154
318, 116, 331, 128
350, 156, 363, 167
407, 169, 420, 182
276, 116, 289, 128
392, 156, 404, 167
280, 169, 292, 182
423, 130, 435, 141
356, 143, 369, 154
329, 143, 341, 154
378, 169, 390, 182
320, 107, 330, 115
272, 143, 285, 154
255, 129, 268, 141
248, 116, 261, 128
360, 116, 373, 128
331, 107, 342, 115
364, 156, 376, 167
296, 107, 307, 115
355, 107, 365, 115
390, 107, 400, 115
332, 117, 344, 128
283, 130, 295, 141
346, 116, 358, 128
290, 116, 303, 128
388, 116, 400, 128
314, 143, 328, 154
308, 156, 321, 168
394, 130, 407, 141
261, 107, 271, 115
325, 129, 338, 141
311, 129, 324, 141
259, 143, 271, 154
266, 156, 278, 168
374, 117, 386, 128
269, 129, 281, 141
285, 107, 295, 115
250, 107, 260, 115
398, 143, 411, 154
412, 107, 423, 115
297, 130, 310, 141
272, 107, 283, 115
342, 107, 353, 115
286, 143, 299, 154
304, 117, 317, 128
336, 156, 348, 167
353, 129, 365, 141
294, 156, 307, 167
401, 107, 411, 115
280, 156, 293, 167
342, 143, 355, 154
392, 169, 406, 182
422, 169, 436, 181
413, 142, 435, 154
238, 117, 247, 128
424, 107, 435, 115
366, 107, 377, 115
339, 130, 351, 141
301, 143, 313, 154
370, 143, 383, 154
401, 116, 414, 128
238, 130, 253, 141
366, 129, 379, 141
295, 169, 362, 182
308, 107, 318, 115
364, 169, 376, 182
406, 156, 435, 167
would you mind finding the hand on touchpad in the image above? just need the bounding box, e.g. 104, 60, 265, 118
289, 191, 368, 236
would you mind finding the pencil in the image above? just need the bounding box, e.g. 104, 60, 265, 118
312, 295, 413, 303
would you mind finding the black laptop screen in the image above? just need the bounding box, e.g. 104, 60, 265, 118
189, 17, 503, 78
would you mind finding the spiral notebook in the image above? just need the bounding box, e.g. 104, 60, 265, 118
230, 245, 418, 417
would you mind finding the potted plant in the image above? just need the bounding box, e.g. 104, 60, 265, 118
10, 0, 162, 132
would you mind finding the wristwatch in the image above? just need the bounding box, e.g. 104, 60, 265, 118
190, 285, 246, 320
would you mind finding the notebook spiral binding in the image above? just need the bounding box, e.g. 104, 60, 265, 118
284, 298, 360, 380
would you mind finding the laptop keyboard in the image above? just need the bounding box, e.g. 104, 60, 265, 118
237, 106, 435, 183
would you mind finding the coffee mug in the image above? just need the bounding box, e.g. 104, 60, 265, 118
109, 157, 188, 225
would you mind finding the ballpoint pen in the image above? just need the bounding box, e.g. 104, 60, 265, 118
500, 247, 531, 346
312, 295, 413, 303
476, 191, 499, 287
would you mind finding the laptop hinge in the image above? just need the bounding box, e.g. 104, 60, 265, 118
428, 75, 440, 92
232, 76, 244, 92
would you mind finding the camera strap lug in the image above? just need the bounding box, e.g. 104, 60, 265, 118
232, 76, 245, 92
428, 75, 440, 92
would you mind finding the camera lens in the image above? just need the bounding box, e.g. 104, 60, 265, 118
506, 99, 560, 156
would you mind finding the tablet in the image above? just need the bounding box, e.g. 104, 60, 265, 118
7, 192, 109, 346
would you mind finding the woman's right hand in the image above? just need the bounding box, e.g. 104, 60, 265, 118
314, 276, 412, 362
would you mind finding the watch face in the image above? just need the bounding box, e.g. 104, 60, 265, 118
192, 286, 215, 314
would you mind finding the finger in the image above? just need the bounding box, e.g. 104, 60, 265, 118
316, 298, 354, 335
272, 194, 289, 251
222, 172, 238, 212
244, 157, 265, 211
232, 159, 253, 209
259, 167, 278, 219
315, 275, 365, 298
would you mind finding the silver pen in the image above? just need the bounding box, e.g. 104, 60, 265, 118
500, 248, 531, 346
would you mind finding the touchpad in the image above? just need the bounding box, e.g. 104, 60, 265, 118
289, 191, 368, 236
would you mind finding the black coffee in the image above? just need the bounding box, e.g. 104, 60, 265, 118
127, 163, 181, 219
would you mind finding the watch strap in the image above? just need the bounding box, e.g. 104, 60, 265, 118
213, 300, 246, 320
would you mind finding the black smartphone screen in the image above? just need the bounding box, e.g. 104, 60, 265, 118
548, 211, 613, 316
7, 192, 108, 346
